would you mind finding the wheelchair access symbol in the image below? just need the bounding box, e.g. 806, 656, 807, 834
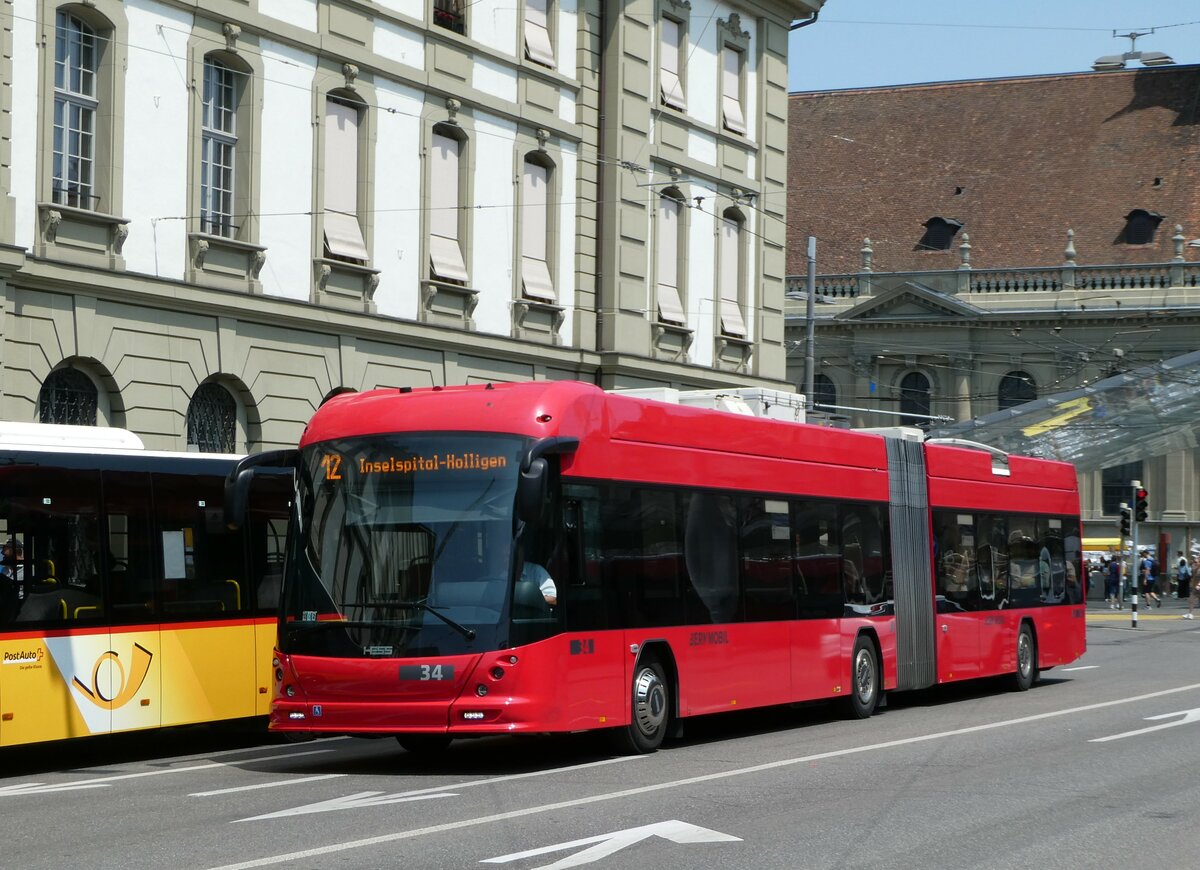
72, 643, 153, 710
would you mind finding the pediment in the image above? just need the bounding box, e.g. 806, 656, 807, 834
836, 281, 985, 322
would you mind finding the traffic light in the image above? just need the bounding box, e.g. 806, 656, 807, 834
1135, 487, 1149, 522
1119, 505, 1131, 537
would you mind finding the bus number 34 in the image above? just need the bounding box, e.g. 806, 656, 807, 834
399, 664, 455, 681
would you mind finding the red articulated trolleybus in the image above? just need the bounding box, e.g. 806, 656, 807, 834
225, 380, 1085, 754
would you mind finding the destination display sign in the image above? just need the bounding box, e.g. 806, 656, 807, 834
321, 452, 509, 481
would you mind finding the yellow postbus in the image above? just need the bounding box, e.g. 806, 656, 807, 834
0, 423, 289, 747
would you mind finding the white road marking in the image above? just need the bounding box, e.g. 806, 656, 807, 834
1061, 666, 1099, 671
1089, 707, 1200, 742
191, 774, 348, 797
207, 682, 1200, 869
234, 756, 645, 822
482, 820, 740, 870
0, 749, 334, 798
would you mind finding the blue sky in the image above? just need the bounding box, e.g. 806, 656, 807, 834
787, 1, 1200, 92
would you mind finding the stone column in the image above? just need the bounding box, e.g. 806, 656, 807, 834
950, 354, 973, 422
1161, 449, 1192, 522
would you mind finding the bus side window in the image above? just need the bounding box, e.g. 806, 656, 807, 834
102, 472, 157, 619
1, 466, 102, 626
154, 473, 245, 617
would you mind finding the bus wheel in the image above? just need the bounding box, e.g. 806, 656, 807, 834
1012, 624, 1038, 692
846, 635, 879, 719
613, 657, 670, 754
396, 734, 452, 755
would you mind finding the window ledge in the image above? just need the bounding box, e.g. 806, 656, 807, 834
36, 202, 129, 270
513, 298, 566, 345
652, 320, 693, 363
421, 278, 479, 329
313, 257, 380, 314
189, 232, 267, 293
715, 333, 753, 373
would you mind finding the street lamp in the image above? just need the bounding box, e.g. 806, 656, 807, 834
1093, 30, 1175, 71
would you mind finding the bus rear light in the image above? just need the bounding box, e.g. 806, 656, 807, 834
475, 684, 488, 697
274, 668, 284, 683
490, 667, 505, 680
462, 711, 485, 720
285, 685, 297, 697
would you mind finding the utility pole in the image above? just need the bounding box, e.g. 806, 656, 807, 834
803, 236, 816, 403
1131, 479, 1141, 628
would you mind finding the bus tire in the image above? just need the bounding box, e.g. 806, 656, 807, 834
1012, 624, 1038, 692
396, 734, 453, 755
612, 656, 671, 754
846, 635, 879, 719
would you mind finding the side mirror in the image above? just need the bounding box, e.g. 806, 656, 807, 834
518, 457, 548, 524
224, 449, 299, 530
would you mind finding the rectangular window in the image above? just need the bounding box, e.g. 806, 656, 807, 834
52, 12, 98, 209
323, 98, 368, 262
721, 47, 745, 135
659, 17, 686, 111
656, 195, 686, 325
521, 160, 555, 301
200, 59, 238, 237
719, 216, 748, 337
433, 0, 466, 35
429, 132, 470, 283
524, 0, 555, 68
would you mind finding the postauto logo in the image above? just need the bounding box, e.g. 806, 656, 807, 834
2, 648, 45, 665
72, 643, 154, 709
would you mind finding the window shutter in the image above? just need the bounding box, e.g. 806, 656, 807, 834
657, 196, 686, 324
659, 19, 686, 111
521, 161, 555, 301
429, 133, 469, 282
719, 217, 747, 337
524, 0, 555, 68
323, 99, 368, 261
721, 49, 746, 134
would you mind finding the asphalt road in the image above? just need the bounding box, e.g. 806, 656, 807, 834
3, 612, 1198, 870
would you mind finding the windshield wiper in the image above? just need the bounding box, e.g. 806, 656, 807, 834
374, 600, 477, 641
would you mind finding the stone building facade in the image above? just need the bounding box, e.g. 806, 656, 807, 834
785, 65, 1200, 554
0, 0, 819, 452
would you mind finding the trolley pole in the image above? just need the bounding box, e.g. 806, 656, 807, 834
1131, 480, 1141, 628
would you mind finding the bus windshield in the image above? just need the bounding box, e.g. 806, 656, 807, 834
281, 433, 527, 658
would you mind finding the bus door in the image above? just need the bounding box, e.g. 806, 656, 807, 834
0, 466, 120, 744
934, 517, 981, 681
153, 472, 256, 726
247, 473, 291, 716
99, 472, 162, 735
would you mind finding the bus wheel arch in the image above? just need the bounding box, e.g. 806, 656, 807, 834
612, 642, 676, 754
1012, 620, 1039, 692
845, 630, 881, 719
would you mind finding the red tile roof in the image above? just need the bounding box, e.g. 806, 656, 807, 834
786, 67, 1200, 275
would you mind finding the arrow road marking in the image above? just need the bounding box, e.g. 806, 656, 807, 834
1061, 665, 1099, 672
482, 820, 740, 870
234, 755, 644, 823
1089, 707, 1200, 742
191, 774, 348, 797
237, 791, 458, 821
0, 749, 334, 797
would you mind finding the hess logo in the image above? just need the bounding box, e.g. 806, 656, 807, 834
72, 643, 153, 709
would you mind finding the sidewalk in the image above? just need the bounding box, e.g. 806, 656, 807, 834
1086, 589, 1196, 625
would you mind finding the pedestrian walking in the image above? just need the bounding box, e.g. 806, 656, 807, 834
1106, 556, 1122, 609
1175, 550, 1191, 600
1184, 554, 1199, 620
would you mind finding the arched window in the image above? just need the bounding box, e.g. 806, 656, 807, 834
998, 370, 1036, 410
38, 368, 98, 425
187, 382, 237, 453
899, 371, 931, 427
813, 374, 836, 410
